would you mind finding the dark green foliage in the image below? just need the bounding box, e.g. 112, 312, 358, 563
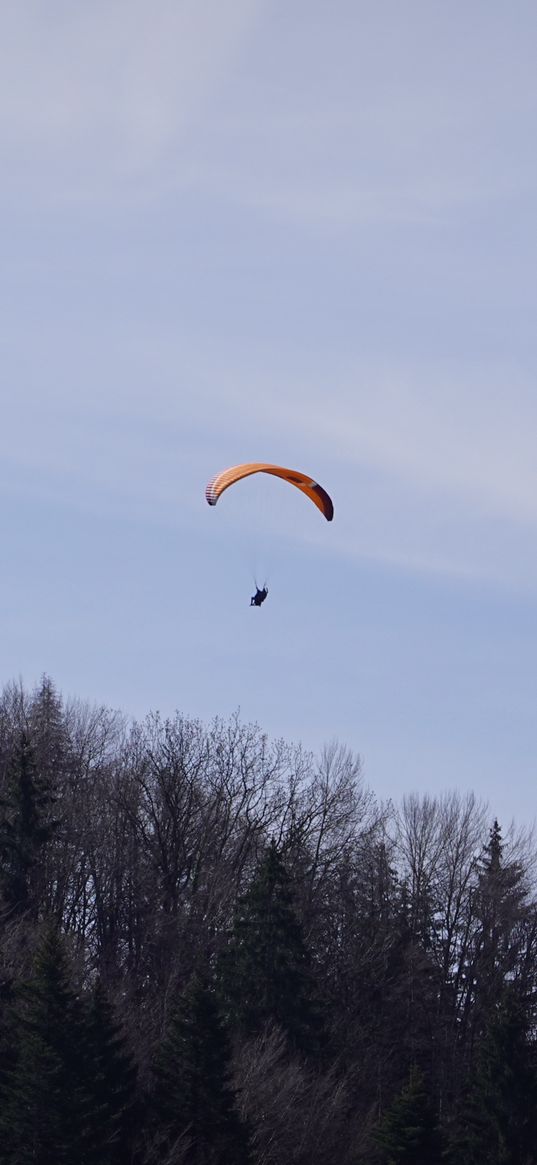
27, 676, 70, 789
0, 928, 139, 1165
473, 821, 528, 1017
310, 838, 441, 1121
0, 731, 56, 919
0, 980, 19, 1147
221, 840, 321, 1053
84, 979, 138, 1165
152, 974, 251, 1164
1, 926, 92, 1164
449, 985, 537, 1165
375, 1067, 443, 1165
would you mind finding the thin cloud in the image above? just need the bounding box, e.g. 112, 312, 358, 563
192, 356, 537, 529
2, 1, 536, 222
0, 0, 263, 195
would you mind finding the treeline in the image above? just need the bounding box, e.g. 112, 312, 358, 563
1, 676, 537, 1163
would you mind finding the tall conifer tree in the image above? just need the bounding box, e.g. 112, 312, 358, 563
84, 979, 138, 1165
222, 840, 320, 1053
375, 1067, 443, 1165
152, 974, 250, 1164
1, 926, 91, 1164
473, 821, 527, 1016
0, 731, 56, 920
450, 984, 537, 1165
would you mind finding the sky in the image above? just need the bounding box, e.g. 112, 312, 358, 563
2, 0, 537, 826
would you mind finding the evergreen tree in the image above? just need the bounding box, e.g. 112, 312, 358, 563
152, 974, 250, 1164
449, 985, 537, 1165
27, 676, 70, 788
0, 979, 18, 1149
375, 1066, 443, 1165
84, 979, 138, 1165
221, 840, 320, 1053
473, 821, 527, 1019
0, 731, 56, 920
1, 926, 92, 1164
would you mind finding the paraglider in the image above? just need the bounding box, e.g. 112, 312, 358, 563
205, 462, 333, 607
205, 462, 334, 521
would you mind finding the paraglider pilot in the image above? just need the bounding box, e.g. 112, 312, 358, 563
250, 585, 268, 607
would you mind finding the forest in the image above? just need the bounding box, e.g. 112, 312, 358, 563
0, 675, 536, 1164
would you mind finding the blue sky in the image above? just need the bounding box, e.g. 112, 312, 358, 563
2, 1, 537, 826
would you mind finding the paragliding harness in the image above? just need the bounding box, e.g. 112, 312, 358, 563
250, 584, 268, 607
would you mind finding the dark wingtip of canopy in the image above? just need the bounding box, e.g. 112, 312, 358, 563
313, 483, 334, 521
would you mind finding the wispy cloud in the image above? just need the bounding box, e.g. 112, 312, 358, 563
2, 1, 536, 223
192, 354, 537, 527
0, 0, 262, 198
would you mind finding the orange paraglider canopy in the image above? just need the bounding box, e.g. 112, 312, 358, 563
205, 462, 334, 521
